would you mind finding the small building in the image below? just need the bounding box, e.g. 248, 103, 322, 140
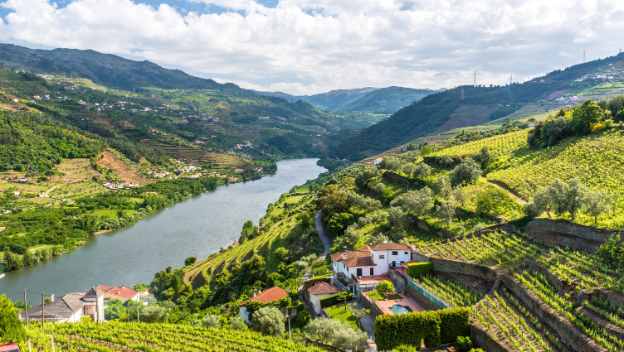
331, 243, 414, 279
307, 281, 340, 315
21, 288, 104, 323
239, 287, 289, 323
96, 285, 139, 303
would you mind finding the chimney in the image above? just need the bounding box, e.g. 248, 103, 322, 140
49, 294, 55, 303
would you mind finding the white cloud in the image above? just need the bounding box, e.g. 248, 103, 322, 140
1, 0, 623, 94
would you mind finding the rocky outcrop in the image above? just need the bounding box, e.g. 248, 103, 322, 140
526, 219, 615, 251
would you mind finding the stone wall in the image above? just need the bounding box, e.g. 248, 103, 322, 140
430, 258, 499, 283
501, 275, 606, 352
526, 219, 616, 251
471, 325, 509, 352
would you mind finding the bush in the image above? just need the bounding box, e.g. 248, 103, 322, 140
304, 318, 367, 351
456, 335, 473, 352
376, 280, 395, 297
406, 262, 433, 278
230, 316, 248, 330
202, 314, 221, 328
320, 291, 352, 308
252, 306, 285, 336
0, 294, 25, 343
439, 307, 471, 344
375, 307, 471, 350
375, 311, 441, 350
450, 159, 482, 187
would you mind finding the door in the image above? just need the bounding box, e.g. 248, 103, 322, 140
356, 268, 362, 277
392, 261, 396, 268
370, 268, 374, 276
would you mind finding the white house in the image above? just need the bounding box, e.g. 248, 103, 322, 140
331, 243, 413, 279
21, 288, 104, 323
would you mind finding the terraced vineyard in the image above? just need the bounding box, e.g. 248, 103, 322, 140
415, 231, 544, 268
514, 270, 624, 351
184, 189, 315, 284
417, 275, 483, 306
23, 322, 323, 352
488, 131, 624, 227
472, 289, 564, 351
430, 129, 529, 159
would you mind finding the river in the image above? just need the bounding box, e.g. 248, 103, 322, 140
0, 159, 325, 301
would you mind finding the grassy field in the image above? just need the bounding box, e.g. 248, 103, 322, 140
324, 303, 361, 330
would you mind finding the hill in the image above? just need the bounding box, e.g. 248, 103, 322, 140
335, 52, 624, 160
260, 86, 435, 114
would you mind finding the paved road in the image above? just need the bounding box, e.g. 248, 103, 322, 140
315, 211, 332, 257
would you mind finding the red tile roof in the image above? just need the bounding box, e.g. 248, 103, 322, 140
331, 249, 375, 268
96, 285, 138, 301
371, 242, 413, 251
307, 281, 340, 296
0, 343, 19, 352
250, 287, 288, 304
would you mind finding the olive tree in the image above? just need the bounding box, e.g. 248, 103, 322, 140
304, 318, 368, 351
450, 159, 482, 186
0, 295, 25, 343
390, 187, 434, 219
252, 306, 285, 336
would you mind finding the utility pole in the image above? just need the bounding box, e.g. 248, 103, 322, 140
41, 293, 45, 329
24, 289, 29, 325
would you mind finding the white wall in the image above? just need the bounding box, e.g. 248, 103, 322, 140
372, 249, 411, 274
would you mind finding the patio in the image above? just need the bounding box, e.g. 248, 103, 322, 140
375, 294, 426, 315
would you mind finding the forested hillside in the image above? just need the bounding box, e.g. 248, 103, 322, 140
335, 52, 624, 160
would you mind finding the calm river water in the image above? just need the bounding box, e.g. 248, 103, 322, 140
0, 159, 325, 301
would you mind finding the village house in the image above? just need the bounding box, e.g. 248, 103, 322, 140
96, 285, 140, 303
306, 281, 340, 315
331, 242, 414, 280
239, 286, 289, 323
21, 288, 104, 323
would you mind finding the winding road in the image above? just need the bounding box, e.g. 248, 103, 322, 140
315, 211, 332, 257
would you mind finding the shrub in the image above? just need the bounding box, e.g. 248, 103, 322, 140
450, 159, 482, 187
439, 307, 471, 344
376, 280, 395, 297
456, 335, 473, 352
320, 291, 352, 308
0, 294, 25, 343
202, 314, 221, 328
406, 262, 433, 278
375, 311, 441, 350
304, 318, 367, 351
375, 307, 470, 350
230, 316, 248, 330
597, 235, 624, 271
252, 306, 285, 336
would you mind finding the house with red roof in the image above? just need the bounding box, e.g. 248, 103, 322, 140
331, 242, 414, 280
306, 281, 340, 315
96, 285, 139, 303
239, 286, 289, 323
0, 343, 20, 352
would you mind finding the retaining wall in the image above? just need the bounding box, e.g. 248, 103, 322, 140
470, 325, 509, 352
526, 219, 616, 251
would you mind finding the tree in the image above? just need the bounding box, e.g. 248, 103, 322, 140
433, 176, 452, 197
387, 207, 407, 230
597, 235, 624, 271
376, 280, 395, 297
390, 187, 434, 218
475, 187, 513, 218
230, 316, 248, 330
240, 220, 257, 243
474, 147, 491, 170
412, 163, 432, 179
379, 157, 401, 171
436, 200, 456, 224
203, 314, 221, 328
584, 191, 612, 225
304, 318, 368, 351
450, 159, 482, 187
104, 299, 128, 321
0, 294, 25, 343
252, 306, 285, 336
571, 100, 609, 135
184, 257, 197, 266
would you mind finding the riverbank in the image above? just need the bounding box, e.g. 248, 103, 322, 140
0, 166, 273, 274
0, 159, 325, 300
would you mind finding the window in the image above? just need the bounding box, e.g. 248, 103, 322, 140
392, 251, 398, 255
400, 261, 405, 264
356, 268, 363, 277
370, 268, 374, 275
379, 255, 385, 259
404, 251, 408, 255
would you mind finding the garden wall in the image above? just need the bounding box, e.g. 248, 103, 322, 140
526, 219, 615, 251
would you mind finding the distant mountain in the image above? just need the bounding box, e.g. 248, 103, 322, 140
259, 86, 435, 114
0, 43, 230, 91
334, 53, 624, 160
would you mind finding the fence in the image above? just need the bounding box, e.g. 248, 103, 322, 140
405, 277, 449, 309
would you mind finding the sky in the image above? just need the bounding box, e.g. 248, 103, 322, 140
0, 0, 623, 95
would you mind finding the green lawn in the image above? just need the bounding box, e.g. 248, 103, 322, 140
324, 303, 360, 330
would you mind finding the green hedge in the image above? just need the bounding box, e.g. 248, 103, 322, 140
374, 307, 471, 350
320, 291, 352, 308
375, 311, 440, 350
407, 261, 433, 278
438, 307, 471, 344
